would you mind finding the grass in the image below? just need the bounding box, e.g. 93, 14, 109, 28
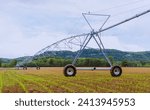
0, 67, 150, 93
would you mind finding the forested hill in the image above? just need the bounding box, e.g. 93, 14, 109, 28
1, 49, 150, 62
42, 49, 150, 61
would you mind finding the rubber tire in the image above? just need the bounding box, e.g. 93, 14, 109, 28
111, 66, 122, 77
23, 67, 27, 70
64, 64, 76, 77
36, 67, 40, 70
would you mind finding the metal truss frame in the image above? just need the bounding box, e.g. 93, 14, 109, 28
16, 9, 150, 72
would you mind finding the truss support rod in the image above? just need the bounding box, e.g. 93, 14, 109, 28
96, 33, 105, 50
93, 34, 112, 67
82, 13, 94, 31
97, 9, 150, 34
72, 34, 92, 65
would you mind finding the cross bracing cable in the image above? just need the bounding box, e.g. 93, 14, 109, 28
96, 0, 148, 13
111, 3, 150, 18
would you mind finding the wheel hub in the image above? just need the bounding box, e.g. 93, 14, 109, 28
67, 68, 74, 75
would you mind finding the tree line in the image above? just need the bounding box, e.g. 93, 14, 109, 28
27, 57, 150, 67
0, 59, 17, 67
0, 57, 150, 68
26, 57, 111, 67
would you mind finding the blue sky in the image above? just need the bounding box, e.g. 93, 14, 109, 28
0, 0, 150, 58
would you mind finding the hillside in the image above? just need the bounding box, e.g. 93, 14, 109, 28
1, 49, 150, 63
0, 58, 11, 63
43, 49, 150, 61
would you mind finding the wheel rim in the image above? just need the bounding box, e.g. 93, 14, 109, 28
113, 67, 120, 75
67, 67, 74, 76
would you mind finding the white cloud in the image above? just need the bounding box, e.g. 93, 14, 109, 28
102, 35, 145, 52
0, 0, 150, 58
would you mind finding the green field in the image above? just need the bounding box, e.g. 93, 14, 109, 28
0, 67, 150, 93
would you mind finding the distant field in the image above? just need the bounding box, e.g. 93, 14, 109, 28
0, 67, 150, 93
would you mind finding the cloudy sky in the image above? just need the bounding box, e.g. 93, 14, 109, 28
0, 0, 150, 58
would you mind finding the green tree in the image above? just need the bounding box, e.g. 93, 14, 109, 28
121, 60, 128, 67
0, 59, 2, 67
47, 58, 54, 66
140, 61, 146, 67
108, 56, 114, 65
84, 58, 90, 67
2, 63, 9, 67
9, 59, 17, 67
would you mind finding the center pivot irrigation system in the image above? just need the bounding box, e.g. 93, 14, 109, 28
17, 9, 150, 77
